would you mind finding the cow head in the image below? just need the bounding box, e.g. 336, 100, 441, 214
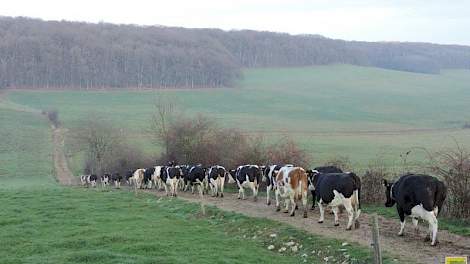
382, 179, 395, 207
228, 169, 236, 183
305, 169, 319, 190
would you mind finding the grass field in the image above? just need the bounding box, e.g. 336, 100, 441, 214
0, 109, 55, 188
0, 188, 389, 264
5, 65, 470, 169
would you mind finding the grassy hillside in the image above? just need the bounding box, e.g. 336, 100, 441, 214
0, 108, 55, 188
6, 65, 470, 168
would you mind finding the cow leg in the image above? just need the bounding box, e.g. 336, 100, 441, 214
343, 198, 355, 230
284, 197, 290, 213
275, 188, 281, 211
412, 217, 419, 235
423, 211, 438, 246
174, 180, 178, 197
219, 177, 224, 198
266, 184, 272, 205
301, 189, 308, 218
310, 190, 316, 210
289, 192, 296, 217
250, 182, 257, 202
332, 206, 340, 226
397, 206, 406, 236
163, 183, 169, 196
318, 202, 325, 223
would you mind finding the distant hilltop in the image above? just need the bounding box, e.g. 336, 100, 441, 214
1, 16, 470, 89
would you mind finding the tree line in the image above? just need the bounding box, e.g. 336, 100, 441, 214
1, 17, 470, 89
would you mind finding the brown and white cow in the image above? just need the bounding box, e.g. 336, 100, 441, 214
275, 167, 309, 218
132, 169, 145, 190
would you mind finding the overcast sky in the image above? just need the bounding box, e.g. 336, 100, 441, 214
2, 0, 470, 45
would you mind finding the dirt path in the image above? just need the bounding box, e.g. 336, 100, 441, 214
162, 191, 469, 264
51, 126, 76, 186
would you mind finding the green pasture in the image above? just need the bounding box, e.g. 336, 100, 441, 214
5, 65, 470, 168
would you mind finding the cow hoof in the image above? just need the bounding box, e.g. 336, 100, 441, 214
397, 233, 404, 237
267, 201, 271, 206
290, 213, 295, 217
254, 197, 258, 202
295, 205, 298, 210
346, 227, 352, 231
237, 197, 241, 200
318, 220, 323, 224
310, 206, 315, 211
424, 236, 431, 242
303, 212, 307, 218
334, 223, 340, 227
283, 210, 289, 214
276, 206, 281, 212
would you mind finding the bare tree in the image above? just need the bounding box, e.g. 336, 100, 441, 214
150, 92, 179, 158
74, 116, 121, 175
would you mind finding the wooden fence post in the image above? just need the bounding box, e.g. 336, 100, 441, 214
371, 214, 383, 264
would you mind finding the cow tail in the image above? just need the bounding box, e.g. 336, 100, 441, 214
434, 181, 447, 216
350, 172, 361, 210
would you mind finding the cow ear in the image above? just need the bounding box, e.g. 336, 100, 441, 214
382, 179, 388, 186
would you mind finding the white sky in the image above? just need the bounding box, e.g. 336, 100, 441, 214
2, 0, 470, 45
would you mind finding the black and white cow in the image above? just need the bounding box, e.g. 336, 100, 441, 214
306, 166, 343, 209
143, 167, 155, 189
229, 165, 262, 201
179, 165, 191, 191
263, 164, 293, 205
101, 173, 110, 188
80, 175, 89, 187
186, 165, 207, 195
152, 166, 164, 190
311, 171, 361, 230
383, 174, 447, 246
160, 166, 182, 197
111, 172, 122, 188
80, 174, 97, 187
207, 165, 226, 197
125, 170, 133, 185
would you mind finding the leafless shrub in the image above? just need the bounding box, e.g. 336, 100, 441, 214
324, 155, 352, 171
265, 137, 311, 168
427, 141, 470, 219
155, 115, 310, 169
46, 109, 60, 128
73, 116, 151, 175
362, 158, 391, 204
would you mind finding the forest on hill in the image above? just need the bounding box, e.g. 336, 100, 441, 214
1, 16, 470, 89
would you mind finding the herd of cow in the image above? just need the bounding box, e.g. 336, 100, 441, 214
80, 162, 447, 246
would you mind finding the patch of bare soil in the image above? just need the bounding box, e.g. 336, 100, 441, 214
165, 191, 470, 264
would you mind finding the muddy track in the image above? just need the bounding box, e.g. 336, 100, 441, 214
51, 126, 77, 186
